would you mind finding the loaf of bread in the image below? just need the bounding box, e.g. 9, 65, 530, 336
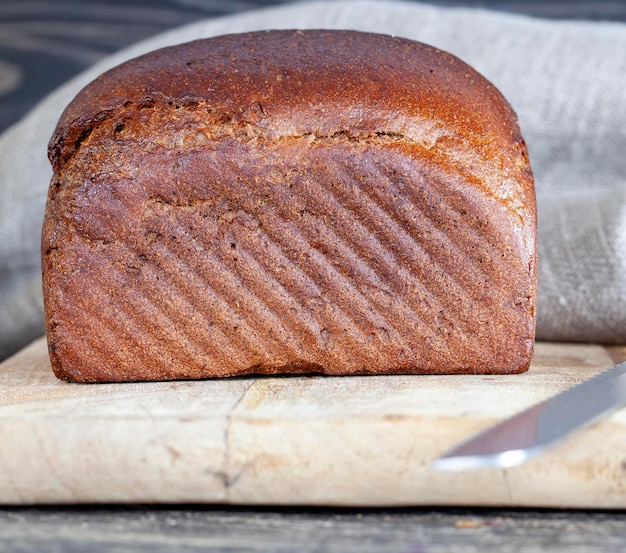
42, 30, 537, 382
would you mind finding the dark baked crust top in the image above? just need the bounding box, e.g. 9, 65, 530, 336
49, 30, 533, 221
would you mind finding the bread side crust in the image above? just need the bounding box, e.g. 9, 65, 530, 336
42, 30, 536, 382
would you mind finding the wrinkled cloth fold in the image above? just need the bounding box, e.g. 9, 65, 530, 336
1, 0, 625, 359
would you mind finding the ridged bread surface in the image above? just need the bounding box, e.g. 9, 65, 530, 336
42, 30, 537, 381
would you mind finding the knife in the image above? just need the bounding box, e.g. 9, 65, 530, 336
432, 360, 626, 471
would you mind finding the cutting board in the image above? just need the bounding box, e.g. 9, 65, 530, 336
2, 338, 626, 508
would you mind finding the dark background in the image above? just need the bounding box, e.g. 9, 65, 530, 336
2, 0, 626, 133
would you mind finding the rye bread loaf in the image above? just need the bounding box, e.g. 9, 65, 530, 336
42, 30, 537, 382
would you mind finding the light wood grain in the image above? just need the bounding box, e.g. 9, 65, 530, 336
1, 338, 625, 507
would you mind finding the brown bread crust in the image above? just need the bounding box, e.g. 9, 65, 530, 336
42, 30, 537, 382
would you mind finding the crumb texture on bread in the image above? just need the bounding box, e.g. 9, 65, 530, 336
42, 30, 537, 382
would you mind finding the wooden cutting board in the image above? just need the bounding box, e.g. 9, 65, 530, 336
2, 338, 626, 508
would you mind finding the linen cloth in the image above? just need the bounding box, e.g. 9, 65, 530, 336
1, 0, 625, 359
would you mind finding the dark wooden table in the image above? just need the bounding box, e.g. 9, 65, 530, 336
2, 1, 626, 551
2, 506, 626, 552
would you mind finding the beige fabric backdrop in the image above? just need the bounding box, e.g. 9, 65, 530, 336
1, 0, 625, 359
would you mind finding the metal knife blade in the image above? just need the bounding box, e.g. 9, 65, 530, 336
432, 360, 626, 471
